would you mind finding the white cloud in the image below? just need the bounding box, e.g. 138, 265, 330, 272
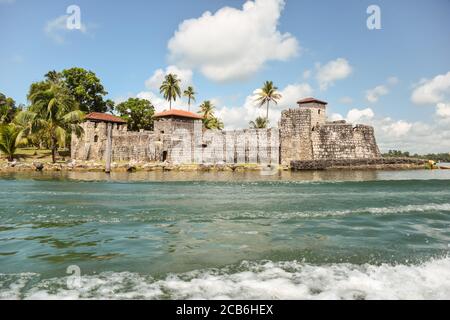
45, 15, 87, 44
216, 82, 313, 129
346, 108, 374, 123
303, 70, 311, 79
366, 85, 389, 103
145, 65, 193, 90
339, 96, 353, 105
331, 108, 450, 153
167, 0, 299, 82
411, 71, 450, 105
316, 58, 352, 91
387, 76, 399, 86
381, 120, 412, 137
365, 76, 398, 103
436, 102, 450, 118
136, 91, 171, 112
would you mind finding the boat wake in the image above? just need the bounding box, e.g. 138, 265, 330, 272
1, 257, 449, 300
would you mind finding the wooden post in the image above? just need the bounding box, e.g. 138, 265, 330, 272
105, 122, 112, 173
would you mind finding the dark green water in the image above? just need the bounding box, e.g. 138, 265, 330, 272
0, 170, 449, 299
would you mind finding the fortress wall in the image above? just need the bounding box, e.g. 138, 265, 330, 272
72, 104, 381, 166
280, 108, 313, 165
312, 124, 381, 160
279, 108, 381, 164
111, 131, 160, 162
177, 128, 279, 165
72, 121, 280, 165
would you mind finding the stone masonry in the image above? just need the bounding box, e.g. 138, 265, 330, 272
71, 98, 381, 166
71, 118, 280, 165
279, 98, 380, 165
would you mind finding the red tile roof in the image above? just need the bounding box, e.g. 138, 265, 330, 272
153, 109, 204, 120
85, 112, 127, 124
297, 97, 328, 105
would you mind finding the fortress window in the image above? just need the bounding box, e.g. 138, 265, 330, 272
94, 135, 98, 143
202, 143, 208, 148
318, 109, 321, 115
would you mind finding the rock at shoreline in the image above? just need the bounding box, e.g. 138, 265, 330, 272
34, 162, 44, 171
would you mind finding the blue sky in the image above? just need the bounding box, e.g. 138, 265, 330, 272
1, 0, 450, 152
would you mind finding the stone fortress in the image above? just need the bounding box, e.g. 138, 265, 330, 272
71, 97, 384, 169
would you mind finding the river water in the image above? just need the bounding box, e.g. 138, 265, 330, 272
0, 170, 449, 299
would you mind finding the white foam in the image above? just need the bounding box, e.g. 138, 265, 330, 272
229, 203, 450, 220
1, 257, 449, 300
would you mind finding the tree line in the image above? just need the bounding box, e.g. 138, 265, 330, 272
383, 150, 450, 162
1, 67, 283, 162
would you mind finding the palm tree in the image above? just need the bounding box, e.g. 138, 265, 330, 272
208, 117, 224, 130
249, 117, 269, 129
160, 73, 181, 110
0, 124, 21, 162
255, 81, 282, 120
198, 101, 224, 130
198, 100, 215, 119
25, 82, 84, 163
183, 86, 196, 112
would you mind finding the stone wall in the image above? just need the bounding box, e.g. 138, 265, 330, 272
311, 123, 381, 160
280, 108, 380, 165
72, 103, 381, 167
291, 158, 427, 170
71, 121, 280, 165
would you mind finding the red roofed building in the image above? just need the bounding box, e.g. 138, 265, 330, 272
297, 97, 328, 106
153, 109, 203, 120
85, 112, 127, 124
153, 109, 203, 135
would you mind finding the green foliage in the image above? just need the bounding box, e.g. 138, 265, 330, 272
383, 150, 411, 158
160, 73, 181, 110
0, 93, 20, 124
249, 117, 269, 129
255, 81, 282, 120
44, 68, 111, 113
383, 150, 450, 162
183, 86, 196, 111
198, 101, 224, 130
115, 98, 155, 131
22, 82, 84, 163
0, 124, 21, 161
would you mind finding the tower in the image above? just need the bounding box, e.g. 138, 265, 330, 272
297, 97, 327, 128
279, 97, 328, 165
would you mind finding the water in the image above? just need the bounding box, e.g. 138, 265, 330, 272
0, 170, 449, 300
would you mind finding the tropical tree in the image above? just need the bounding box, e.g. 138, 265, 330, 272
24, 82, 84, 163
249, 117, 269, 129
0, 124, 22, 162
198, 101, 224, 130
160, 73, 181, 110
198, 100, 215, 119
255, 81, 282, 120
206, 117, 224, 130
44, 68, 112, 113
0, 93, 19, 124
115, 98, 155, 131
183, 86, 196, 111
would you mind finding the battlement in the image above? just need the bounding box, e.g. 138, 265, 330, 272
71, 97, 381, 167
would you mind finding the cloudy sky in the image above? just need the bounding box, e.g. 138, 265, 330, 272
1, 0, 450, 153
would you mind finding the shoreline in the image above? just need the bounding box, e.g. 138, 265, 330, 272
0, 158, 428, 173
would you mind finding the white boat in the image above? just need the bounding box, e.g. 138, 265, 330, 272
437, 162, 450, 169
